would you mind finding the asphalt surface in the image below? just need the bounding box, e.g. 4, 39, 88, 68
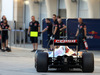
0, 48, 100, 75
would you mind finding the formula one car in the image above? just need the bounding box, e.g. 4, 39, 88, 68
35, 39, 94, 72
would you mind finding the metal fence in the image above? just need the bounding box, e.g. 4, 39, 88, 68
11, 29, 25, 47
0, 29, 26, 49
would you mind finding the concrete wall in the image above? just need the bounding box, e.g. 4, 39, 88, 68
14, 0, 24, 29
29, 0, 39, 20
39, 0, 47, 25
24, 3, 30, 29
0, 0, 2, 19
23, 0, 100, 30
45, 0, 57, 18
1, 0, 100, 29
65, 0, 77, 18
79, 0, 88, 18
59, 0, 66, 9
87, 0, 100, 18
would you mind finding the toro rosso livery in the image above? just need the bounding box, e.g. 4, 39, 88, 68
35, 39, 94, 72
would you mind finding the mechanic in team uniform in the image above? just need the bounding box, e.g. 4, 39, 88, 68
28, 16, 40, 52
0, 16, 7, 51
75, 18, 87, 51
57, 16, 61, 20
52, 14, 60, 39
57, 18, 66, 37
0, 20, 11, 52
42, 18, 53, 50
0, 15, 7, 26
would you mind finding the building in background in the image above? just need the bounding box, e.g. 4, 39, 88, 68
0, 0, 100, 43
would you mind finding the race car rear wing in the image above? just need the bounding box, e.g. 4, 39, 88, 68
54, 40, 78, 46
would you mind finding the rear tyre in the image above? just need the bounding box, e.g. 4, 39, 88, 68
35, 50, 44, 68
82, 52, 94, 72
36, 52, 48, 72
35, 50, 44, 54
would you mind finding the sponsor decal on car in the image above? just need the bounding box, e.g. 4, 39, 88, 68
54, 40, 77, 43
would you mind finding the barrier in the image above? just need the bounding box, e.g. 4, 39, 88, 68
0, 29, 25, 49
11, 29, 25, 47
67, 19, 100, 50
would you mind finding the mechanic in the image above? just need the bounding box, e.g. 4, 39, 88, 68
57, 18, 66, 37
28, 16, 40, 52
57, 16, 61, 20
52, 14, 60, 39
0, 15, 7, 26
75, 18, 87, 51
0, 20, 11, 52
42, 18, 53, 50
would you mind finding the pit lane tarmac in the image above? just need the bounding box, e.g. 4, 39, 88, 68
0, 48, 100, 75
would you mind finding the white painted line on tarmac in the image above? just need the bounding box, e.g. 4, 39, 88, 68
11, 46, 45, 51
